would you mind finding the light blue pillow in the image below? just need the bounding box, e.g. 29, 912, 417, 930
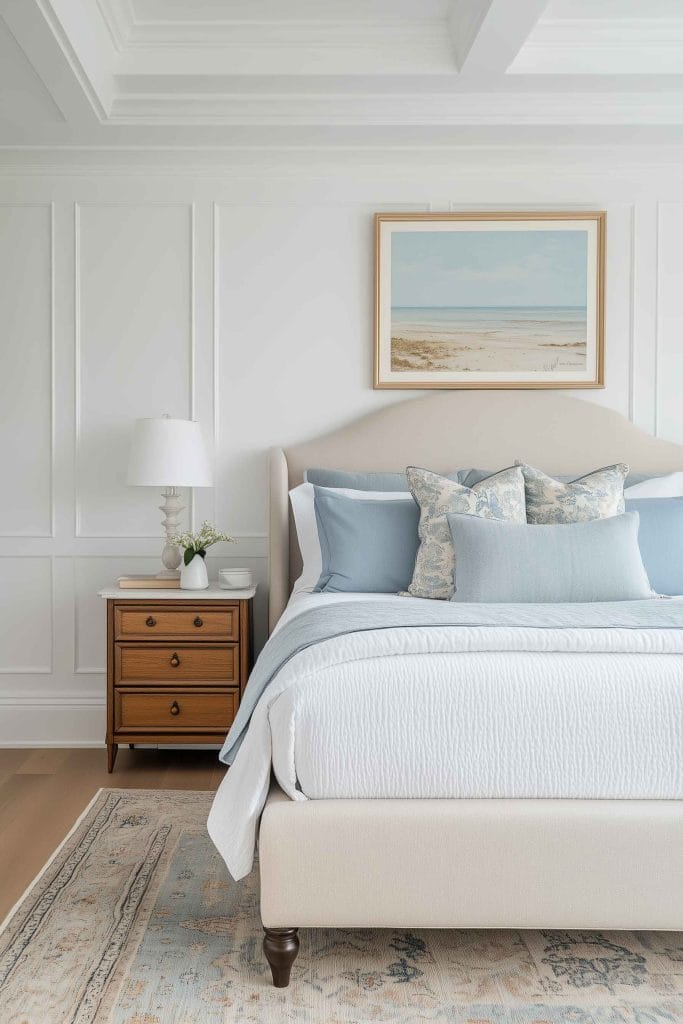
305, 468, 464, 490
626, 497, 683, 595
447, 511, 653, 603
313, 488, 419, 593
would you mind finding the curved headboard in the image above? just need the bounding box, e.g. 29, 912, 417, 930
269, 391, 683, 631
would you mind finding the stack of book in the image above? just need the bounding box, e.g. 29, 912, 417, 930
117, 575, 181, 589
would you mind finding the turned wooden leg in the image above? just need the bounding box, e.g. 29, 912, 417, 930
263, 927, 299, 987
107, 743, 118, 773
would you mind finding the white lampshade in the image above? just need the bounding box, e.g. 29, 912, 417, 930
126, 417, 212, 487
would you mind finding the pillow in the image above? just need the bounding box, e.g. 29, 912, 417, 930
448, 511, 653, 603
625, 471, 683, 499
463, 467, 654, 490
305, 468, 463, 490
405, 465, 526, 600
518, 462, 628, 524
289, 483, 408, 594
313, 489, 419, 593
626, 497, 683, 595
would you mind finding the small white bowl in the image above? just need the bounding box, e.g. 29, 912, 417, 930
219, 568, 253, 590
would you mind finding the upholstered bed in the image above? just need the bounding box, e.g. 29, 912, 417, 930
208, 391, 683, 987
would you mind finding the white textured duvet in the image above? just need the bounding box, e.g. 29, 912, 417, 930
208, 592, 683, 880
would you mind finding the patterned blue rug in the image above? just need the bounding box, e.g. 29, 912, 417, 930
0, 789, 681, 1023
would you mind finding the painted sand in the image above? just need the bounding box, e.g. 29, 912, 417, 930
391, 306, 587, 374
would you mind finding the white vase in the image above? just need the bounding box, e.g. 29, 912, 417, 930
180, 553, 209, 590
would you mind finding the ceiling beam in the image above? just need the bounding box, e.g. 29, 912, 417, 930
451, 0, 549, 76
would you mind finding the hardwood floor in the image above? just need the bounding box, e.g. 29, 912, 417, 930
0, 746, 227, 923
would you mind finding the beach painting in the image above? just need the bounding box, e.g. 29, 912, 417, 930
374, 212, 604, 389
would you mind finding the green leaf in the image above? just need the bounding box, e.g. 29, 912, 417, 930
183, 547, 195, 566
197, 549, 206, 559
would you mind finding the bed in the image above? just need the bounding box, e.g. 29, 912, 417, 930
208, 391, 683, 987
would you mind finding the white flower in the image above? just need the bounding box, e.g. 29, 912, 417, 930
169, 521, 234, 561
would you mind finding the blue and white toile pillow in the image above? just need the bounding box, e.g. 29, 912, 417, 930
405, 465, 526, 600
518, 462, 628, 524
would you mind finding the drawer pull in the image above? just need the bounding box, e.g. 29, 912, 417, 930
170, 652, 180, 668
170, 701, 180, 716
193, 616, 203, 628
145, 616, 156, 627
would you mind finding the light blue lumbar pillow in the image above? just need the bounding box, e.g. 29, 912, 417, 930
626, 497, 683, 596
313, 488, 419, 593
305, 468, 464, 491
447, 511, 653, 603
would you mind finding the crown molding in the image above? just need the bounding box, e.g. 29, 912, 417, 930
4, 141, 683, 178
108, 90, 683, 127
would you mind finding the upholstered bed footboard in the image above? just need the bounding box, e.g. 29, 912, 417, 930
259, 786, 683, 932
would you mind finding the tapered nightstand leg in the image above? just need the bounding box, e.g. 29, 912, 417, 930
263, 927, 299, 987
107, 743, 118, 773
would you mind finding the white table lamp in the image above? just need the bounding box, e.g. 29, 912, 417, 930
127, 416, 212, 577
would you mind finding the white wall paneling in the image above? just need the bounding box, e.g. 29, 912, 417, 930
1, 152, 683, 743
74, 202, 195, 538
0, 557, 53, 673
0, 203, 54, 537
655, 203, 683, 445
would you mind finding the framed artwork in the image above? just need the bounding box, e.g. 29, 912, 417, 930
374, 211, 605, 390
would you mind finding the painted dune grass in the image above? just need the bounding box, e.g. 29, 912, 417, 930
390, 305, 588, 374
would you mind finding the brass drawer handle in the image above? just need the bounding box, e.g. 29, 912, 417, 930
145, 616, 156, 627
193, 616, 203, 628
170, 652, 180, 668
170, 701, 180, 716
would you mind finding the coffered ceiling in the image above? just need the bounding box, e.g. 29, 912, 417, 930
2, 0, 683, 149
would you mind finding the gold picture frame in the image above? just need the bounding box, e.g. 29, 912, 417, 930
374, 211, 605, 390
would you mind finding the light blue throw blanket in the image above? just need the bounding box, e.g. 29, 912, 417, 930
219, 597, 683, 764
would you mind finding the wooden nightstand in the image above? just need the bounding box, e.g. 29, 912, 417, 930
98, 585, 255, 772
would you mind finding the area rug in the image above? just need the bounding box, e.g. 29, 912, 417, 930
0, 789, 681, 1024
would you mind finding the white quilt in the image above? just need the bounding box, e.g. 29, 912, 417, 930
208, 593, 683, 880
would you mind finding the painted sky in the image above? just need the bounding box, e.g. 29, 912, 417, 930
391, 229, 588, 308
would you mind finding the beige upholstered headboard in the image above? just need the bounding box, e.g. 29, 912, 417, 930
268, 391, 683, 631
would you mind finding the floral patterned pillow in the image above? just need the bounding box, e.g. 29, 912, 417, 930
405, 465, 526, 600
518, 462, 628, 524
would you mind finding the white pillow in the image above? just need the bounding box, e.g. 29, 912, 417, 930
624, 471, 683, 499
289, 483, 409, 595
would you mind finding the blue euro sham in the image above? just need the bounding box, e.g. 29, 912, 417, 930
305, 468, 463, 490
626, 497, 683, 596
313, 488, 420, 593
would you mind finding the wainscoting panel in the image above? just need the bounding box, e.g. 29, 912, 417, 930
0, 557, 52, 673
0, 159, 682, 743
75, 203, 194, 539
0, 204, 53, 537
656, 203, 683, 445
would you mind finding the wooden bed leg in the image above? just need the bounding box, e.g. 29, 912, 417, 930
263, 927, 299, 987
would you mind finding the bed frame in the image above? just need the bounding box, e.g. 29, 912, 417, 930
260, 391, 683, 987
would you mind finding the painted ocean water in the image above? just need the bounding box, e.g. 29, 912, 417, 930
391, 305, 587, 373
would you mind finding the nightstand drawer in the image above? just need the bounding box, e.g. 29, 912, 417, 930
114, 688, 238, 731
115, 643, 238, 685
115, 606, 238, 641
